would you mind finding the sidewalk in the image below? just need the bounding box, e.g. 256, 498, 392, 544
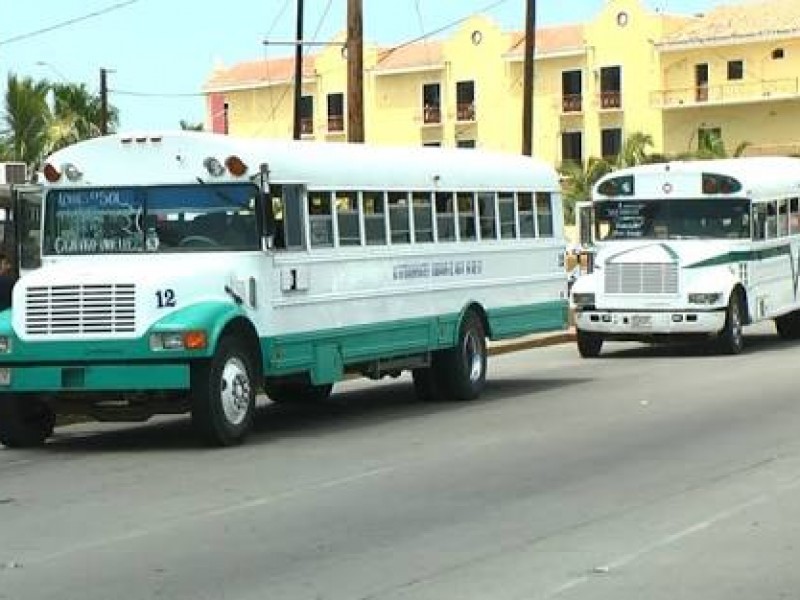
487, 328, 576, 356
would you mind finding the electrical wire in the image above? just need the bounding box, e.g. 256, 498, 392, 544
0, 0, 140, 46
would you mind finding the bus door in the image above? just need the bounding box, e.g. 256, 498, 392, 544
11, 184, 42, 275
576, 200, 595, 274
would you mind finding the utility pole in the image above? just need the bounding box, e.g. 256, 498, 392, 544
521, 0, 536, 156
347, 0, 365, 143
100, 67, 109, 136
292, 0, 304, 140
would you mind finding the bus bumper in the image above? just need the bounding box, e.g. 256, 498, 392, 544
575, 309, 726, 336
0, 362, 190, 393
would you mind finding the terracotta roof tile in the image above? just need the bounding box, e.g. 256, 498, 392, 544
506, 24, 585, 56
205, 56, 317, 91
375, 41, 444, 71
659, 0, 800, 46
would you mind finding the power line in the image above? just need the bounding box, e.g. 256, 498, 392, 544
0, 0, 140, 46
110, 89, 204, 98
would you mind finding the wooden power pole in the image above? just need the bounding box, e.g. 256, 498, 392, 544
521, 0, 536, 156
347, 0, 365, 143
292, 0, 304, 140
100, 68, 109, 135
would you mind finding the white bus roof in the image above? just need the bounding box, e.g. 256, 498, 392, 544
594, 157, 800, 199
44, 131, 560, 193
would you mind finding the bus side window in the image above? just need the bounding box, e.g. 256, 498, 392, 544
363, 191, 387, 245
518, 192, 535, 238
478, 192, 497, 240
412, 192, 434, 243
536, 192, 554, 238
435, 192, 456, 242
336, 191, 361, 246
778, 198, 789, 237
309, 191, 333, 248
272, 184, 306, 250
791, 198, 800, 234
498, 193, 516, 239
752, 203, 768, 241
457, 192, 477, 241
388, 192, 410, 244
766, 201, 778, 239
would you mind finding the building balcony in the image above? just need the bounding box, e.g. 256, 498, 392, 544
598, 91, 622, 110
422, 105, 442, 125
562, 94, 583, 113
651, 77, 800, 109
300, 117, 314, 135
327, 115, 345, 133
456, 102, 476, 122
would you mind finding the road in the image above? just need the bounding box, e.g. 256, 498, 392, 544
2, 323, 800, 600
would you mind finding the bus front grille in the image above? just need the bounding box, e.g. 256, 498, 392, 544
604, 263, 678, 294
24, 284, 136, 335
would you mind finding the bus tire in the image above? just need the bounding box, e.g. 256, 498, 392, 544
264, 375, 333, 404
190, 336, 256, 446
434, 311, 487, 401
717, 294, 744, 355
576, 329, 603, 358
0, 395, 56, 448
775, 311, 800, 339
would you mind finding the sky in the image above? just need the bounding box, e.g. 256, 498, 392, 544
2, 0, 730, 131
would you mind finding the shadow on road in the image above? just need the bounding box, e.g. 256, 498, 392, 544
37, 375, 589, 453
597, 331, 795, 359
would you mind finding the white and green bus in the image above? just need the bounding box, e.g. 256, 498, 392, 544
0, 132, 568, 447
571, 157, 800, 358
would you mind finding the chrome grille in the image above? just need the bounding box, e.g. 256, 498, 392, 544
25, 284, 136, 335
605, 263, 678, 294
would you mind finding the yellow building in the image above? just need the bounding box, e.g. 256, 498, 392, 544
203, 0, 800, 165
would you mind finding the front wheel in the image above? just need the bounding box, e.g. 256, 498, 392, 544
0, 395, 56, 448
717, 294, 744, 355
576, 329, 603, 358
191, 336, 256, 446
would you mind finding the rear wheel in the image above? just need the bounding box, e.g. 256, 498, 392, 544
191, 336, 256, 446
717, 294, 744, 355
576, 329, 603, 358
0, 395, 56, 448
775, 310, 800, 339
434, 311, 487, 401
264, 374, 333, 405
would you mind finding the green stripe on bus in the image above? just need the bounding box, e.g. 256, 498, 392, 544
685, 245, 791, 269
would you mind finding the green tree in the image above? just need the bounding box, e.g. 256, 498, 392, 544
50, 82, 118, 150
615, 131, 654, 167
0, 74, 51, 167
559, 157, 613, 224
696, 129, 750, 159
179, 120, 204, 131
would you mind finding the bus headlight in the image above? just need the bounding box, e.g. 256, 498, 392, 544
688, 292, 722, 305
149, 330, 208, 351
0, 336, 11, 353
572, 292, 596, 308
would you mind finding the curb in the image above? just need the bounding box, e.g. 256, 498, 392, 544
488, 330, 576, 357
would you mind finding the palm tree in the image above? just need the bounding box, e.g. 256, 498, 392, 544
50, 82, 118, 150
696, 129, 750, 159
559, 157, 613, 224
0, 74, 51, 168
615, 131, 654, 167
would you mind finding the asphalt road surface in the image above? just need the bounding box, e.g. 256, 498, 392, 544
2, 322, 800, 600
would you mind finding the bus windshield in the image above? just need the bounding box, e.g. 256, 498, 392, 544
43, 183, 261, 255
594, 198, 751, 241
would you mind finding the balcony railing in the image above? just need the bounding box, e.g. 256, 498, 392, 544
300, 117, 313, 135
599, 91, 622, 109
327, 114, 344, 133
422, 105, 441, 124
562, 94, 583, 113
651, 77, 800, 108
456, 102, 476, 122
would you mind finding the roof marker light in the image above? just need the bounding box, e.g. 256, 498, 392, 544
43, 163, 61, 183
63, 163, 83, 182
203, 157, 225, 177
225, 155, 248, 177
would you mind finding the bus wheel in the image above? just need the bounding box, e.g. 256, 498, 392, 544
435, 311, 487, 401
576, 330, 603, 358
0, 395, 56, 448
775, 311, 800, 339
264, 375, 333, 405
717, 295, 744, 355
191, 336, 256, 446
